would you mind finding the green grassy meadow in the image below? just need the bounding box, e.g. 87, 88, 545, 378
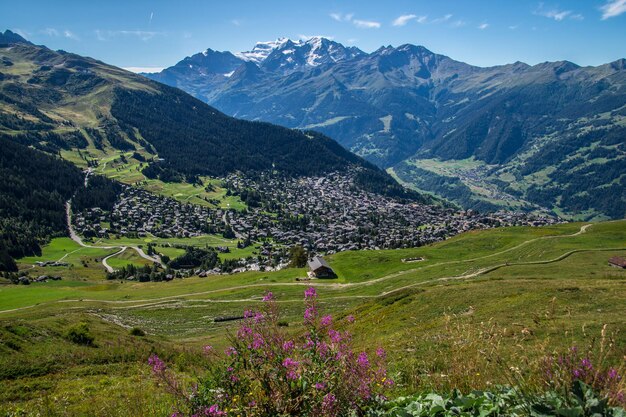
1, 220, 625, 415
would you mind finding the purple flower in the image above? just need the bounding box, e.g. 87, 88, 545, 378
304, 286, 317, 299
346, 315, 355, 323
251, 333, 264, 349
254, 311, 265, 323
148, 354, 166, 373
206, 404, 225, 416
357, 352, 370, 368
321, 315, 332, 326
203, 345, 213, 354
376, 347, 386, 358
328, 329, 342, 344
283, 357, 299, 380
322, 393, 337, 413
225, 346, 238, 356
304, 306, 317, 322
282, 340, 295, 352
237, 325, 253, 339
315, 382, 326, 390
283, 357, 299, 367
263, 291, 274, 302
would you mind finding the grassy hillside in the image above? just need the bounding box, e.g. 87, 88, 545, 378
1, 221, 624, 414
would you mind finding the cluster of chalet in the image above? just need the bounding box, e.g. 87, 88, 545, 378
73, 185, 228, 239
222, 171, 558, 255
71, 170, 558, 274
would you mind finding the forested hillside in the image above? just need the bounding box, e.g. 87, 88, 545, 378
0, 140, 83, 270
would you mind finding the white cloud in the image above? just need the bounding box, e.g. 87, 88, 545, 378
149, 12, 154, 24
416, 15, 428, 24
231, 19, 242, 26
534, 4, 583, 21
353, 19, 381, 29
123, 66, 165, 74
95, 29, 163, 41
509, 25, 519, 30
431, 14, 453, 24
600, 0, 626, 19
392, 14, 417, 26
345, 38, 358, 44
452, 20, 467, 28
330, 12, 353, 22
64, 30, 79, 40
42, 28, 59, 37
477, 23, 489, 30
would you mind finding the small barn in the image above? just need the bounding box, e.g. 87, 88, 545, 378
608, 256, 626, 268
307, 256, 336, 279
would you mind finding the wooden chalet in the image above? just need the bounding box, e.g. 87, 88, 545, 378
307, 256, 336, 278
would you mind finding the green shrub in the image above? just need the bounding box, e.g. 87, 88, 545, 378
129, 327, 145, 337
64, 322, 94, 346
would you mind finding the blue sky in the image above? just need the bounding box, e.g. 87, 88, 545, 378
2, 0, 625, 72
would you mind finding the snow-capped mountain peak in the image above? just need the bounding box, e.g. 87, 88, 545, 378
235, 37, 293, 64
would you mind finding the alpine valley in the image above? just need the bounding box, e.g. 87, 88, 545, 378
146, 36, 626, 220
0, 5, 626, 414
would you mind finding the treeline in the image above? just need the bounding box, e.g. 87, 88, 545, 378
73, 175, 122, 212
0, 139, 83, 270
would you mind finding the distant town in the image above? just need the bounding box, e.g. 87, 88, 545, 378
71, 170, 558, 273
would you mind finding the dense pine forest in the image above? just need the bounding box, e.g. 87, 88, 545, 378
0, 140, 83, 270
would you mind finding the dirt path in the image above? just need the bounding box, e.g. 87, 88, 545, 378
101, 247, 127, 273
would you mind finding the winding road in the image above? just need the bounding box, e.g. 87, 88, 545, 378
65, 197, 164, 273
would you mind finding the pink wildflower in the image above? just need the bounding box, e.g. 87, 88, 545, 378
282, 340, 295, 351
148, 354, 166, 373
304, 286, 317, 299
357, 352, 369, 368
321, 315, 332, 326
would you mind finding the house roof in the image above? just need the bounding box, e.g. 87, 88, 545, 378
308, 256, 332, 271
608, 256, 626, 267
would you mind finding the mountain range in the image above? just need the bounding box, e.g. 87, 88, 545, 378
0, 29, 427, 267
145, 37, 626, 219
0, 30, 413, 198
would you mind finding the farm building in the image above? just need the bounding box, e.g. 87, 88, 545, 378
307, 256, 336, 278
608, 256, 626, 268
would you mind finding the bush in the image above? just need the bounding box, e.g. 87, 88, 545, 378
64, 322, 94, 346
149, 287, 392, 416
129, 327, 146, 337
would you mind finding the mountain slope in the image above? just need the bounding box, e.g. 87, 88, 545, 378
0, 34, 420, 200
145, 39, 626, 219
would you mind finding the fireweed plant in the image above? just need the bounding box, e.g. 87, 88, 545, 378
149, 287, 393, 416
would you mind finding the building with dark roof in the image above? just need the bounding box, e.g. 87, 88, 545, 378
608, 256, 626, 268
307, 256, 336, 278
